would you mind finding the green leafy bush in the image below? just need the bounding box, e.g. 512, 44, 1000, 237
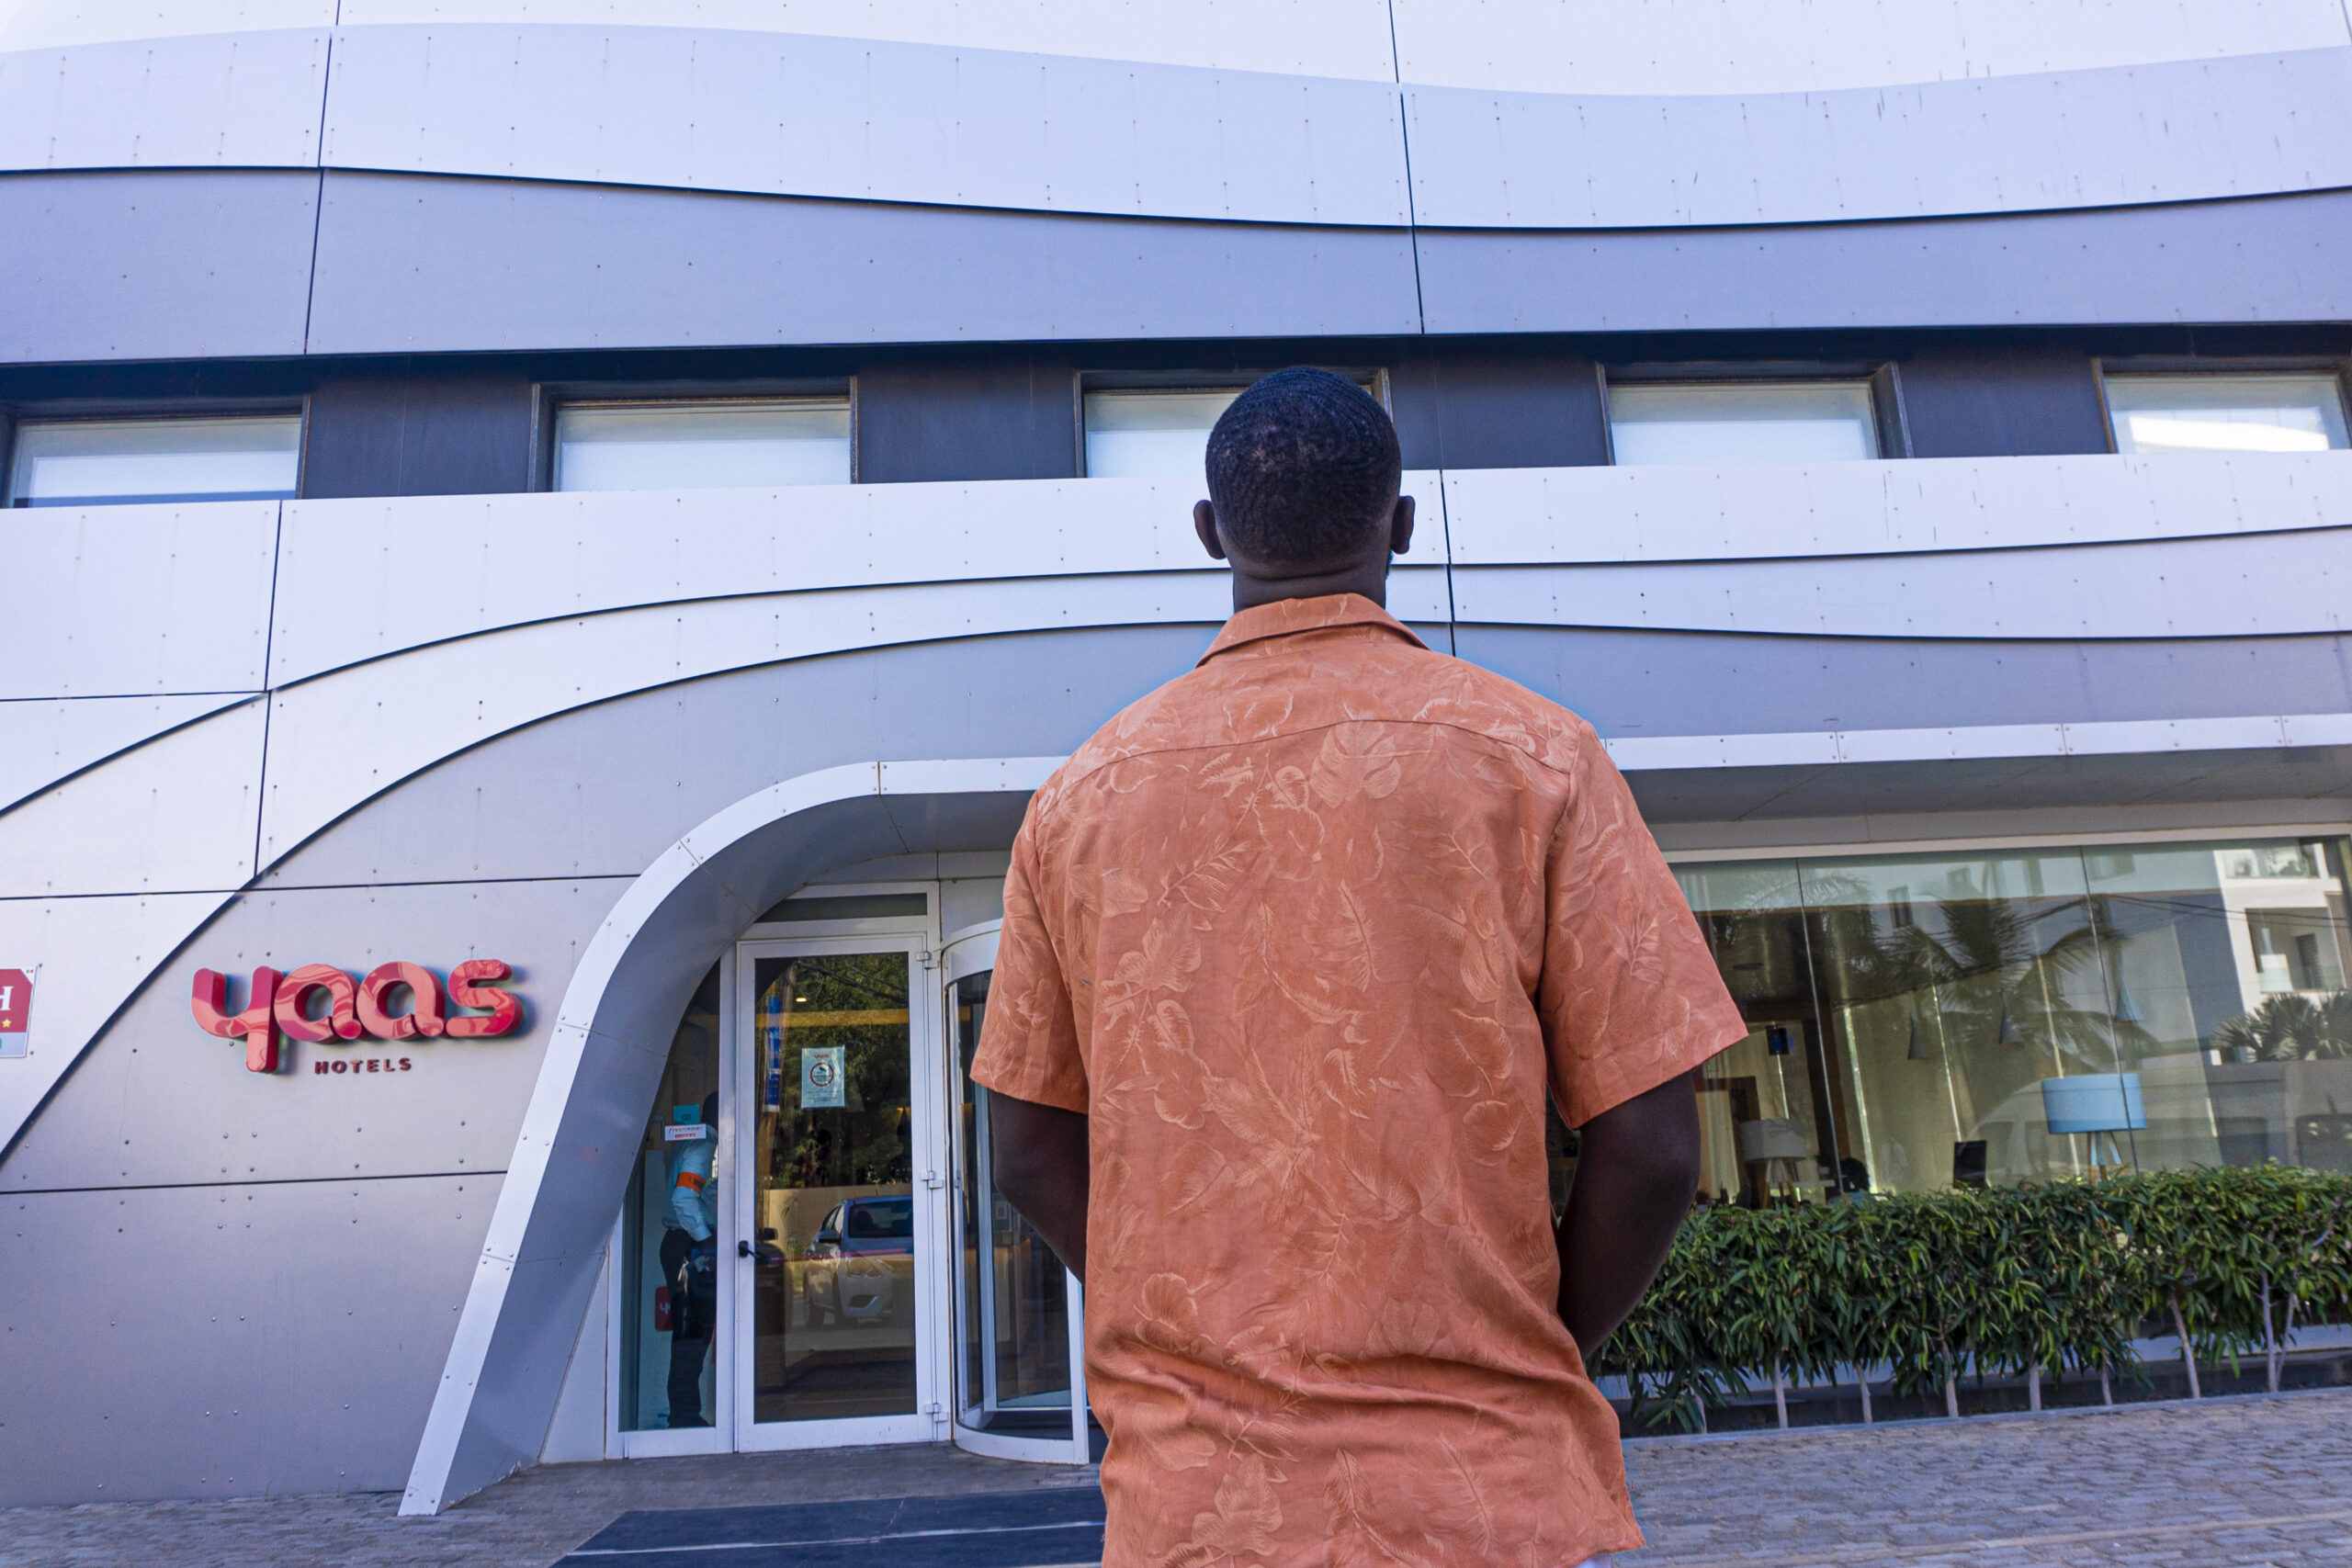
1589, 1167, 2352, 1431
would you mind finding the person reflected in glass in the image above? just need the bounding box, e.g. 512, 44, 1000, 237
1832, 1157, 1875, 1201
661, 1091, 719, 1427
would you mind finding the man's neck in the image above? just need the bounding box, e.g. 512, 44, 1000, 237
1197, 493, 1414, 613
1227, 561, 1387, 613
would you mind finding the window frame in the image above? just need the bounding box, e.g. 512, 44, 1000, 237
2091, 356, 2352, 457
531, 378, 860, 492
1597, 360, 1911, 466
1072, 367, 1391, 479
0, 397, 311, 507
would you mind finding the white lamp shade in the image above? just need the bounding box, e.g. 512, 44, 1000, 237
1736, 1117, 1812, 1163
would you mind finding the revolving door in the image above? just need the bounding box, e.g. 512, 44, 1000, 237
944, 922, 1091, 1462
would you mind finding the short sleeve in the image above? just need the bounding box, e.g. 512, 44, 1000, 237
969, 815, 1090, 1114
1537, 733, 1747, 1127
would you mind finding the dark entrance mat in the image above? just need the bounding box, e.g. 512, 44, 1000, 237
558, 1483, 1106, 1567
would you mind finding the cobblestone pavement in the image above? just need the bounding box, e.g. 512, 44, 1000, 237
0, 1445, 1091, 1568
4, 1389, 2346, 1567
1622, 1389, 2352, 1568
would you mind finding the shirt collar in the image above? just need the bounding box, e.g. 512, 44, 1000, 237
1196, 593, 1430, 666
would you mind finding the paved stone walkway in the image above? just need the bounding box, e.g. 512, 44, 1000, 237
1622, 1388, 2352, 1568
4, 1389, 2346, 1567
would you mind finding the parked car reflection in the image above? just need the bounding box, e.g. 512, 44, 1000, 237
804, 1196, 915, 1324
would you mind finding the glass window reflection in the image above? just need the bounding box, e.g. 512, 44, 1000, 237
1802, 850, 2117, 1191
553, 400, 853, 491
2089, 840, 2352, 1172
1082, 389, 1242, 479
1608, 381, 1881, 466
1676, 836, 2352, 1199
7, 415, 302, 506
1678, 863, 1850, 1206
1081, 379, 1384, 479
750, 952, 919, 1425
2104, 373, 2350, 455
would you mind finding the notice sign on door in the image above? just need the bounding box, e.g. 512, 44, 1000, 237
0, 969, 29, 1058
801, 1045, 845, 1109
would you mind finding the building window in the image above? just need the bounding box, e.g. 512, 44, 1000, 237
1081, 389, 1244, 479
2246, 909, 2345, 995
552, 400, 853, 491
6, 414, 302, 507
1606, 381, 1882, 466
2104, 372, 2351, 455
1081, 378, 1384, 480
1675, 834, 2352, 1203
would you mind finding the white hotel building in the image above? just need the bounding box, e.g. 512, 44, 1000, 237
2, 0, 2349, 1512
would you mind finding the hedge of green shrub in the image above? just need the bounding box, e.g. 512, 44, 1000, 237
1590, 1166, 2352, 1431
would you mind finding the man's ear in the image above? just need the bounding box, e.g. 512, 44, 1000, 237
1389, 494, 1416, 557
1193, 499, 1228, 562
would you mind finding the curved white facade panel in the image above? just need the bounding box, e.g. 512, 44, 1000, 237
8, 6, 2352, 229
239, 521, 2346, 889
0, 697, 265, 897
316, 28, 2352, 228
1405, 47, 2352, 228
1389, 0, 2349, 96
1443, 453, 2352, 564
319, 26, 1411, 227
334, 0, 1403, 79
0, 502, 278, 698
267, 474, 1435, 682
1604, 711, 2352, 772
252, 572, 1240, 867
0, 694, 252, 815
13, 0, 2334, 90
1453, 529, 2352, 640
0, 889, 239, 1168
264, 456, 2352, 688
0, 451, 2333, 906
0, 0, 333, 51
0, 28, 326, 170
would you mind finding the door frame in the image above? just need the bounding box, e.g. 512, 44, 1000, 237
729, 920, 950, 1452
942, 921, 1091, 1464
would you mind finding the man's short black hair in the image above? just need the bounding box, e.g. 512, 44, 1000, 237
1204, 367, 1401, 566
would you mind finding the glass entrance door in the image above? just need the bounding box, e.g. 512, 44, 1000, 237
614, 962, 731, 1454
944, 923, 1091, 1462
733, 937, 945, 1450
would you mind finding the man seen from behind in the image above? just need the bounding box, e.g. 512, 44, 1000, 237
973, 368, 1747, 1568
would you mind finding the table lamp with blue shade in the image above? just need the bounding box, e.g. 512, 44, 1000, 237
2040, 1072, 2147, 1134
2041, 1072, 2146, 1173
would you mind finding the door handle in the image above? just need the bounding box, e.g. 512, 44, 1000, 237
737, 1239, 752, 1258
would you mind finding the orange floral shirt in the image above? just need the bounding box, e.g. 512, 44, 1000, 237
972, 594, 1746, 1568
